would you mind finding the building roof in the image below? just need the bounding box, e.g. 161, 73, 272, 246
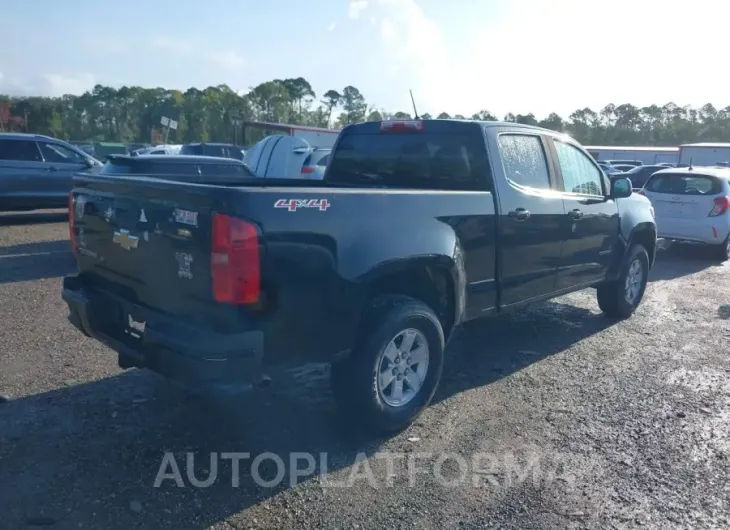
585, 145, 679, 152
241, 121, 340, 134
679, 142, 730, 148
653, 166, 730, 179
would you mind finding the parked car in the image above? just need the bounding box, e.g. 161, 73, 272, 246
179, 142, 244, 160
131, 146, 178, 156
300, 148, 330, 179
0, 132, 102, 211
640, 166, 730, 260
598, 162, 623, 176
622, 164, 671, 189
244, 135, 320, 178
611, 164, 639, 173
606, 159, 643, 167
62, 119, 656, 433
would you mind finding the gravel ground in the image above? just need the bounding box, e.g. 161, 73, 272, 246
1, 211, 729, 530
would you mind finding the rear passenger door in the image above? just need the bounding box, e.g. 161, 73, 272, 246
548, 138, 620, 289
0, 138, 46, 207
489, 130, 565, 307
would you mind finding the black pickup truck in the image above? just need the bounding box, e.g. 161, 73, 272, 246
62, 120, 656, 432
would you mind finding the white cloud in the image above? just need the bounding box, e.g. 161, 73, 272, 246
150, 35, 194, 55
206, 50, 244, 70
327, 21, 337, 31
43, 73, 96, 96
151, 35, 244, 72
356, 0, 730, 118
0, 71, 3, 82
348, 0, 369, 19
369, 0, 451, 113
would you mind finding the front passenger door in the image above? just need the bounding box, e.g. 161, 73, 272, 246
550, 139, 620, 290
37, 141, 88, 205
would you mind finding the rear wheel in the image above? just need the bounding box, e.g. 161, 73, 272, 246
330, 295, 445, 433
597, 244, 650, 319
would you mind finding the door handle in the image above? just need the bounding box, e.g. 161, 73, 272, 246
568, 209, 583, 220
508, 208, 530, 221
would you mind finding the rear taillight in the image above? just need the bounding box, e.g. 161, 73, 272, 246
68, 192, 77, 251
301, 166, 315, 174
211, 213, 260, 304
380, 120, 424, 133
709, 196, 730, 217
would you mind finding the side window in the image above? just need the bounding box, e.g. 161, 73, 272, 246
497, 134, 551, 189
316, 154, 329, 167
0, 139, 43, 161
554, 141, 605, 196
39, 142, 85, 164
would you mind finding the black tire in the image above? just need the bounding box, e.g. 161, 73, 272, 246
597, 243, 650, 319
330, 295, 445, 434
713, 236, 730, 262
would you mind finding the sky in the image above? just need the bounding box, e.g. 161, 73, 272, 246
1, 0, 729, 120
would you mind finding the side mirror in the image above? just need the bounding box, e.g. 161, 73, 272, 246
611, 177, 633, 198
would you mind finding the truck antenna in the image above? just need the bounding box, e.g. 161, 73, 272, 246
409, 89, 420, 120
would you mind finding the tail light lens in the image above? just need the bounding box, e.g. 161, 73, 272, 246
709, 196, 730, 217
211, 213, 260, 304
301, 166, 315, 174
68, 192, 77, 251
380, 120, 424, 133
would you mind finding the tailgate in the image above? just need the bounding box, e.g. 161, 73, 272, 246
71, 175, 230, 319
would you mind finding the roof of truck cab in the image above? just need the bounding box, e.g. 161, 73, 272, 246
344, 119, 561, 135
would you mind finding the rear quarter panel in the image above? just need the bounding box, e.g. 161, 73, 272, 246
234, 187, 496, 363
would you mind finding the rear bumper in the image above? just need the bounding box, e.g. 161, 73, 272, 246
658, 221, 730, 245
62, 274, 264, 395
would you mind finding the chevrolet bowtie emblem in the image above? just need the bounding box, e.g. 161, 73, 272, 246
113, 229, 139, 250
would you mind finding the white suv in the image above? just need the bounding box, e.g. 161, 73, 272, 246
641, 166, 730, 260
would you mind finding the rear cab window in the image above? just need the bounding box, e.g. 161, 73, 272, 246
645, 173, 722, 195
327, 120, 491, 190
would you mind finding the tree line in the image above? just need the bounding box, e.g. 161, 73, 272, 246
1, 76, 729, 147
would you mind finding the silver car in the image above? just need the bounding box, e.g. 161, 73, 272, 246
300, 148, 330, 180
0, 133, 102, 210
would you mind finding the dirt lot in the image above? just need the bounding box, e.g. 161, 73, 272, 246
1, 211, 729, 530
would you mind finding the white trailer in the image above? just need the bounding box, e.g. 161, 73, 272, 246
241, 121, 340, 149
585, 146, 679, 165
678, 143, 730, 167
